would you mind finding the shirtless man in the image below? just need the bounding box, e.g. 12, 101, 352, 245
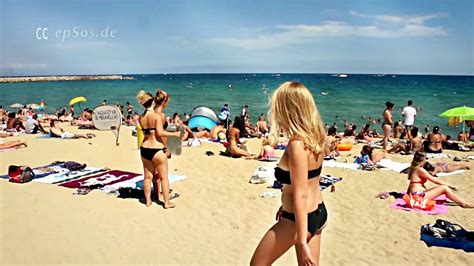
255, 113, 269, 135
210, 122, 227, 140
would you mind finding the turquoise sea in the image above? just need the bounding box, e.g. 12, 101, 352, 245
0, 74, 473, 136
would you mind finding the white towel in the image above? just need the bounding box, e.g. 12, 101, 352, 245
437, 170, 466, 177
323, 160, 360, 170
34, 167, 102, 184
378, 159, 410, 173
100, 175, 144, 193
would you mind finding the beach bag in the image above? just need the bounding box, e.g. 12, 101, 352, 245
422, 219, 462, 239
403, 194, 435, 211
8, 165, 35, 183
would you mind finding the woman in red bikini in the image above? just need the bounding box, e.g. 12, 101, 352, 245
407, 152, 474, 208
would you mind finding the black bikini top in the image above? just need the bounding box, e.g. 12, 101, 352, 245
274, 165, 322, 185
142, 127, 155, 135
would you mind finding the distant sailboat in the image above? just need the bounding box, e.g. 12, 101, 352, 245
338, 74, 348, 78
321, 92, 329, 96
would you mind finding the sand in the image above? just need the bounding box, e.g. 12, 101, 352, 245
1, 124, 473, 265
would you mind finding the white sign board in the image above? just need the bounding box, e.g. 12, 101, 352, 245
92, 105, 122, 145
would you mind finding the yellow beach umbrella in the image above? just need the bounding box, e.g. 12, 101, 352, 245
69, 96, 87, 106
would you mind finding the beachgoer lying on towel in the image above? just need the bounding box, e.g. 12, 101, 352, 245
423, 161, 471, 176
388, 127, 423, 154
49, 120, 94, 139
355, 124, 373, 143
354, 145, 385, 164
406, 152, 474, 208
0, 140, 27, 150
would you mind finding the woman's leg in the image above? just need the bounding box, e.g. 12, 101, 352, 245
229, 146, 251, 157
307, 232, 322, 266
0, 140, 27, 149
251, 218, 301, 266
424, 185, 474, 208
141, 158, 155, 207
388, 143, 405, 154
153, 152, 176, 209
383, 125, 391, 150
446, 162, 470, 172
152, 171, 162, 201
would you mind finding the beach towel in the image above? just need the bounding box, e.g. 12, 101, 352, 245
437, 170, 466, 177
319, 175, 343, 191
390, 194, 448, 215
420, 224, 474, 252
323, 160, 360, 171
378, 159, 410, 173
34, 167, 104, 184
99, 174, 144, 194
426, 153, 450, 159
134, 175, 189, 190
60, 170, 141, 189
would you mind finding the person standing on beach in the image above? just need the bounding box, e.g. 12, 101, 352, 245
382, 101, 394, 150
137, 90, 179, 208
251, 82, 327, 266
402, 100, 417, 138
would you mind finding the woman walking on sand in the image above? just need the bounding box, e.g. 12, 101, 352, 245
251, 82, 327, 266
382, 101, 394, 151
137, 90, 180, 208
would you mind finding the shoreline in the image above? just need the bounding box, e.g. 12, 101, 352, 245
0, 75, 135, 83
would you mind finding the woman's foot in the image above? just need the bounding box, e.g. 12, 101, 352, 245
460, 202, 474, 208
146, 201, 152, 207
163, 202, 176, 209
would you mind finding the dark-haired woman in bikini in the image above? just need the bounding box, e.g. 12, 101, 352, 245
382, 101, 394, 151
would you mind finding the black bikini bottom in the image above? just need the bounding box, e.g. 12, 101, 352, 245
140, 147, 167, 161
281, 202, 327, 235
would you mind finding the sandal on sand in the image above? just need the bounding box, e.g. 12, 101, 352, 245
169, 192, 180, 200
375, 192, 389, 200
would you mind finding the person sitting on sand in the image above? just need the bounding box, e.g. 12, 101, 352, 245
424, 126, 446, 153
382, 101, 395, 150
343, 124, 357, 137
393, 121, 404, 139
255, 113, 269, 135
407, 152, 474, 208
6, 112, 25, 132
325, 127, 340, 157
388, 127, 423, 154
0, 139, 27, 150
49, 120, 94, 139
257, 137, 276, 160
251, 82, 328, 266
210, 121, 227, 141
25, 114, 47, 134
0, 105, 6, 123
355, 124, 373, 143
225, 115, 253, 158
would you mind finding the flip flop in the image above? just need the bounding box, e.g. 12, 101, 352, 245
169, 192, 180, 200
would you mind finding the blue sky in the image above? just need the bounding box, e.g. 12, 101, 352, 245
0, 0, 472, 75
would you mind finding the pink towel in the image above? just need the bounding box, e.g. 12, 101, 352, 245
390, 194, 448, 215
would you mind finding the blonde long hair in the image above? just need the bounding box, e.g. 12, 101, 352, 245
268, 81, 326, 154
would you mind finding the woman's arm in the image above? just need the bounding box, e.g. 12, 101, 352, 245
288, 140, 309, 245
155, 114, 180, 138
419, 168, 447, 185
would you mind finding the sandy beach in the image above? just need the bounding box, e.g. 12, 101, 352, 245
0, 124, 473, 265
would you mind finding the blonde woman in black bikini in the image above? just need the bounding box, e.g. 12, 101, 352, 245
382, 101, 394, 151
251, 82, 327, 266
137, 90, 180, 208
407, 152, 474, 208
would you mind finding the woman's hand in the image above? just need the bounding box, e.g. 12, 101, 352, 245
275, 205, 283, 221
295, 242, 315, 266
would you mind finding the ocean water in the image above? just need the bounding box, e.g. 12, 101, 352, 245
0, 74, 473, 137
